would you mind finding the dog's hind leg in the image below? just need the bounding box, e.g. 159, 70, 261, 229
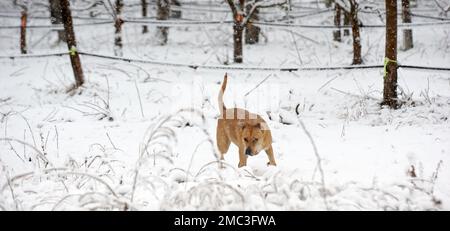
216, 120, 230, 161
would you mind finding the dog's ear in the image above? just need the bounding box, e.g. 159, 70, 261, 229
255, 122, 269, 130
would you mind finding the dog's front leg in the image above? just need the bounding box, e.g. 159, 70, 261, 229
238, 147, 247, 168
265, 146, 277, 166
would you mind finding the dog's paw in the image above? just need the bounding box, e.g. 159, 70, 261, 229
238, 162, 247, 168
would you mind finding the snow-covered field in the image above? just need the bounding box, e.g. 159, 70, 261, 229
0, 0, 449, 210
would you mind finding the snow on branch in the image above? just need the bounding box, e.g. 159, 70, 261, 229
334, 0, 351, 13
434, 0, 450, 16
13, 0, 31, 10
243, 0, 287, 26
226, 0, 239, 17
68, 0, 104, 11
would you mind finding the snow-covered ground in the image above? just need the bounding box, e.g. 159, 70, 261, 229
0, 0, 449, 210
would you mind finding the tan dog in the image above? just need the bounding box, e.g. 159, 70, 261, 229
216, 73, 276, 168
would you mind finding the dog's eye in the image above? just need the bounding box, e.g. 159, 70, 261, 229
254, 138, 258, 142
244, 138, 248, 142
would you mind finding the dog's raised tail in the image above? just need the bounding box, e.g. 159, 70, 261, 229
218, 73, 228, 116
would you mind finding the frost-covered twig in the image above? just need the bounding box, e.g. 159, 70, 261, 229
134, 80, 145, 119
434, 0, 450, 16
419, 77, 432, 104
297, 118, 329, 210
64, 95, 113, 121
6, 173, 20, 210
244, 74, 272, 97
0, 138, 51, 167
330, 87, 378, 101
106, 132, 117, 150
17, 114, 36, 148
194, 160, 239, 179
430, 160, 443, 195
290, 31, 303, 65
185, 139, 212, 184
243, 0, 287, 26
54, 125, 59, 158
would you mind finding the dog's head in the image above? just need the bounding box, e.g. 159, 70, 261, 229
239, 121, 268, 156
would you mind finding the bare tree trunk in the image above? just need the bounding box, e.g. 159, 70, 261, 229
60, 0, 84, 88
245, 0, 260, 44
157, 0, 170, 45
350, 0, 362, 64
228, 0, 285, 62
383, 0, 398, 109
343, 11, 350, 36
402, 0, 413, 50
20, 10, 27, 54
227, 0, 245, 63
141, 0, 148, 33
49, 0, 65, 42
170, 0, 182, 19
234, 24, 244, 63
114, 0, 124, 56
333, 4, 341, 42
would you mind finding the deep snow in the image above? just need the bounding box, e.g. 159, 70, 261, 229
0, 0, 449, 210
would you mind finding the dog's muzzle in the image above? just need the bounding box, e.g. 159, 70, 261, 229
245, 148, 252, 156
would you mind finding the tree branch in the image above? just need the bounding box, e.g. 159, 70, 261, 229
226, 0, 238, 17
334, 0, 351, 13
243, 0, 287, 26
434, 0, 450, 16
